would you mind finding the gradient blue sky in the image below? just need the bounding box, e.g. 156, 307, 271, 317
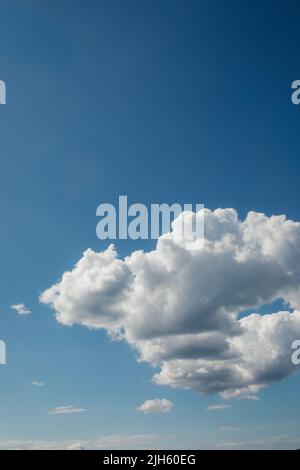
0, 0, 300, 449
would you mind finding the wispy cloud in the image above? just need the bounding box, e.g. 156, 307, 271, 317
32, 381, 44, 387
214, 434, 300, 450
48, 405, 87, 415
10, 303, 31, 315
0, 434, 176, 450
207, 404, 232, 411
218, 426, 240, 433
237, 394, 261, 401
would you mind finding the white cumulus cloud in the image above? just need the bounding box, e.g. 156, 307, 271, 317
137, 399, 174, 414
40, 208, 300, 398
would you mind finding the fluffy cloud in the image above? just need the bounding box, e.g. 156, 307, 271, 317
48, 405, 87, 415
10, 303, 31, 315
137, 399, 174, 414
41, 246, 132, 332
40, 208, 300, 398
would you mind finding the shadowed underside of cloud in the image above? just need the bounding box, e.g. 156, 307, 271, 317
40, 208, 300, 398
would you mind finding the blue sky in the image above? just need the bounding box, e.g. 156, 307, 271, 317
0, 0, 300, 449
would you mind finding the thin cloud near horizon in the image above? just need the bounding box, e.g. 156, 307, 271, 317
48, 405, 87, 415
